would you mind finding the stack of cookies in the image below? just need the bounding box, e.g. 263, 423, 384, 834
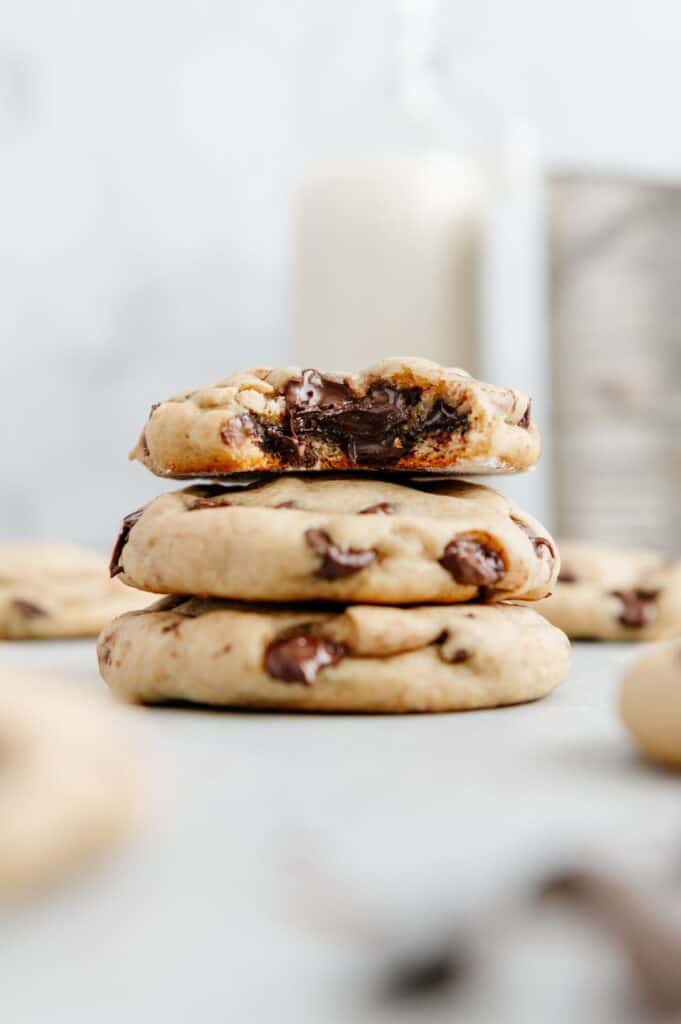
98, 358, 570, 712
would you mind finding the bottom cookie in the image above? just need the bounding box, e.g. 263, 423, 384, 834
620, 640, 681, 769
98, 598, 570, 713
0, 670, 144, 900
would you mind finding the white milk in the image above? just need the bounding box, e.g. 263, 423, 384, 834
293, 157, 484, 371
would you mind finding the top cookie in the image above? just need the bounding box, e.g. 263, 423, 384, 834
130, 358, 539, 477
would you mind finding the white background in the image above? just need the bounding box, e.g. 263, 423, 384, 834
3, 0, 681, 545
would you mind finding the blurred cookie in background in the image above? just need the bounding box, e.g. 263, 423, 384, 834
0, 543, 151, 639
621, 640, 681, 769
0, 669, 145, 901
535, 541, 681, 641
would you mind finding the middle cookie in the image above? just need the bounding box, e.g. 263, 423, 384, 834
111, 476, 558, 605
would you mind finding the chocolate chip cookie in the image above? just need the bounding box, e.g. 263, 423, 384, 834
535, 541, 681, 641
130, 358, 538, 477
111, 476, 558, 605
0, 544, 150, 640
620, 640, 681, 768
0, 670, 143, 899
98, 597, 570, 712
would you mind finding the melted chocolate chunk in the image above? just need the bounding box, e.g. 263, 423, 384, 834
612, 588, 659, 628
422, 398, 469, 434
275, 500, 297, 509
109, 507, 145, 577
558, 568, 578, 583
439, 536, 505, 587
241, 368, 473, 467
518, 400, 531, 429
347, 439, 404, 464
305, 529, 376, 580
265, 628, 345, 684
258, 423, 303, 463
359, 502, 395, 515
12, 599, 47, 619
288, 376, 421, 462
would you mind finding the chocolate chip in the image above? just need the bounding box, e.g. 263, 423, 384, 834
109, 507, 145, 577
148, 402, 160, 419
305, 528, 376, 580
359, 502, 395, 515
558, 568, 578, 583
450, 648, 472, 663
511, 515, 555, 559
11, 599, 47, 619
518, 399, 531, 428
439, 536, 505, 587
421, 398, 469, 434
264, 628, 345, 684
434, 632, 472, 663
612, 589, 659, 628
275, 500, 297, 509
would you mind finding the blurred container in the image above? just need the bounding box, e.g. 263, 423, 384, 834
293, 0, 550, 521
549, 174, 681, 552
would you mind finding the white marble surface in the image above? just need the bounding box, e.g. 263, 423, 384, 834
2, 640, 680, 1023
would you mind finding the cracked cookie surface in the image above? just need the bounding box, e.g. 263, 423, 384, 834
98, 597, 570, 712
111, 476, 558, 605
130, 358, 539, 477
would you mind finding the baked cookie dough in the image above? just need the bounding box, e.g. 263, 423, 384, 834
535, 542, 680, 641
111, 477, 558, 605
0, 670, 143, 900
620, 641, 681, 768
0, 543, 149, 639
98, 597, 570, 712
130, 358, 539, 477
